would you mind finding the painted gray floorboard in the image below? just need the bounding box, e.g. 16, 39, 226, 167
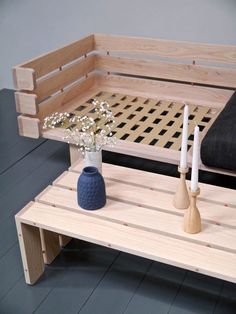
0, 244, 23, 301
214, 282, 236, 314
31, 242, 118, 314
78, 252, 151, 314
123, 262, 186, 314
0, 142, 70, 224
168, 271, 223, 314
0, 138, 46, 174
0, 218, 18, 259
0, 275, 54, 314
0, 140, 67, 199
0, 143, 70, 259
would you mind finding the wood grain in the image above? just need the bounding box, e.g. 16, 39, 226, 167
95, 34, 236, 65
36, 184, 236, 254
17, 115, 41, 138
15, 212, 44, 285
35, 54, 95, 103
16, 34, 94, 79
70, 162, 236, 208
15, 92, 38, 115
18, 201, 236, 283
98, 74, 233, 108
96, 55, 236, 88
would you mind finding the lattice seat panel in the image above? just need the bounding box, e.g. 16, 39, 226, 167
55, 91, 219, 151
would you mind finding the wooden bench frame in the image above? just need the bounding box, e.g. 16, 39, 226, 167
15, 161, 236, 285
13, 34, 236, 176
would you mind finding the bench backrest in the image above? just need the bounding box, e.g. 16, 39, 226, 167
13, 34, 236, 137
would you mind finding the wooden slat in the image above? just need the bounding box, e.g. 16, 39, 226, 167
53, 170, 236, 228
96, 55, 236, 88
95, 34, 236, 65
17, 34, 94, 79
36, 74, 96, 120
18, 201, 236, 283
15, 207, 44, 285
97, 74, 234, 108
13, 67, 35, 91
35, 54, 95, 103
17, 115, 41, 138
71, 162, 236, 208
39, 228, 60, 264
15, 92, 38, 115
36, 184, 236, 253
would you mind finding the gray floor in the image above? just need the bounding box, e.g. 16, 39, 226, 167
0, 88, 236, 314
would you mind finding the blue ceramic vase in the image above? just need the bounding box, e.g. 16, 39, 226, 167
77, 166, 106, 210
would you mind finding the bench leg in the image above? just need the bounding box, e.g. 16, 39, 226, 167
69, 144, 82, 165
40, 229, 61, 264
59, 234, 72, 247
16, 221, 44, 285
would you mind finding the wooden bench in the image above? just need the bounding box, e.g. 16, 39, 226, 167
13, 34, 236, 176
15, 161, 236, 285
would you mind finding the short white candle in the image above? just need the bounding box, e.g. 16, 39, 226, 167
191, 125, 199, 192
180, 104, 189, 169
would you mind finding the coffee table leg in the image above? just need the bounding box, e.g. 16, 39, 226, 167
40, 229, 61, 264
59, 235, 72, 247
69, 144, 82, 165
16, 221, 44, 285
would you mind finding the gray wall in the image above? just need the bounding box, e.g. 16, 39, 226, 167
0, 0, 236, 89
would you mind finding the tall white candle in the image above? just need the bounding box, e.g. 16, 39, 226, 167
191, 125, 199, 192
180, 104, 189, 169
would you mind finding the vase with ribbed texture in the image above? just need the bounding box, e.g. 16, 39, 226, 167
77, 166, 106, 210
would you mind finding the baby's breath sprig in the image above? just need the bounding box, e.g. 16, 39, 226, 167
43, 99, 116, 154
43, 112, 70, 129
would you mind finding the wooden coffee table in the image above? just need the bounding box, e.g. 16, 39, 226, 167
15, 162, 236, 285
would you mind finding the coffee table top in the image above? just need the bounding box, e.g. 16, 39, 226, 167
16, 161, 236, 283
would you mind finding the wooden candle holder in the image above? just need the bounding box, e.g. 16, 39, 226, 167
184, 188, 201, 234
173, 166, 190, 209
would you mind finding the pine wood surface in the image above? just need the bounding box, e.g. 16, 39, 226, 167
16, 161, 236, 284
13, 34, 236, 176
49, 91, 218, 153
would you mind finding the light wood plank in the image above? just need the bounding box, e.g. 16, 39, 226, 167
53, 171, 236, 228
39, 228, 60, 264
17, 115, 41, 138
13, 67, 35, 90
18, 201, 236, 283
16, 34, 94, 79
71, 162, 236, 208
96, 55, 236, 88
95, 34, 236, 65
15, 92, 38, 115
69, 144, 82, 165
97, 74, 233, 108
35, 54, 95, 103
36, 185, 236, 254
59, 235, 72, 247
36, 74, 96, 120
15, 211, 44, 285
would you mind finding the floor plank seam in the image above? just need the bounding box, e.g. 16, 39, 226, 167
32, 286, 55, 314
0, 239, 18, 260
166, 270, 188, 314
212, 281, 224, 314
0, 139, 48, 176
0, 274, 24, 304
122, 261, 153, 314
77, 251, 121, 314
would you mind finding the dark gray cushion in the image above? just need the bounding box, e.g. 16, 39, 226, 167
201, 91, 236, 171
